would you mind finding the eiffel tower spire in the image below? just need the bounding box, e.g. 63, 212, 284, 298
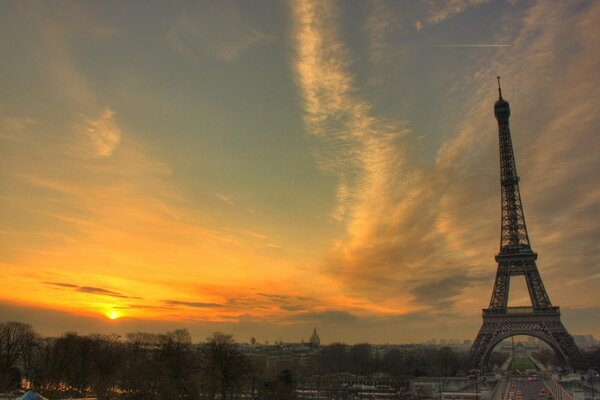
467, 78, 582, 371
495, 76, 532, 255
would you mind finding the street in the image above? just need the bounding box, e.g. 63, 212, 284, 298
508, 377, 555, 400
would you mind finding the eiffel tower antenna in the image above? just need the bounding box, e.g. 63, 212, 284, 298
497, 76, 503, 99
466, 78, 583, 371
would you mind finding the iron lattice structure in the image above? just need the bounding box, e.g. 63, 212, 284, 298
467, 78, 582, 371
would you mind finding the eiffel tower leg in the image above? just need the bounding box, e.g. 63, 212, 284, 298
467, 321, 495, 370
524, 266, 551, 309
547, 319, 584, 370
489, 266, 510, 309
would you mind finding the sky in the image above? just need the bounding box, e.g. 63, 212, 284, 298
0, 0, 599, 345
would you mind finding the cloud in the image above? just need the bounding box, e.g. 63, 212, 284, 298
15, 2, 118, 109
257, 293, 289, 301
215, 193, 235, 205
18, 1, 118, 40
78, 286, 129, 298
422, 0, 488, 25
163, 300, 223, 308
0, 115, 36, 141
76, 107, 122, 157
43, 281, 137, 299
43, 281, 77, 288
365, 0, 404, 63
410, 273, 489, 307
253, 292, 319, 313
292, 0, 453, 310
167, 1, 273, 63
364, 0, 490, 63
286, 310, 359, 324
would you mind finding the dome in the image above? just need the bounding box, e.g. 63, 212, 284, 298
309, 328, 320, 347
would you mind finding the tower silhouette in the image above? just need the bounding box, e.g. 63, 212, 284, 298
467, 78, 582, 371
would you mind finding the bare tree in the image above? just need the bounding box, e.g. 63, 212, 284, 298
120, 332, 162, 399
89, 334, 123, 400
0, 321, 35, 389
157, 329, 197, 399
260, 369, 297, 400
18, 327, 39, 389
200, 332, 250, 400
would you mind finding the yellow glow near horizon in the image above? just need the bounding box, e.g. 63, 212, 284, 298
106, 310, 122, 320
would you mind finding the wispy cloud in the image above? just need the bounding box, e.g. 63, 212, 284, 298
78, 286, 130, 298
420, 44, 511, 47
292, 0, 445, 311
0, 114, 36, 142
163, 300, 223, 308
365, 0, 404, 63
364, 0, 491, 64
422, 0, 488, 26
215, 192, 235, 205
76, 107, 122, 158
167, 1, 273, 63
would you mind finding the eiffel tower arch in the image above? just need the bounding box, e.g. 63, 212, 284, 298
468, 309, 577, 370
466, 78, 583, 372
473, 314, 571, 368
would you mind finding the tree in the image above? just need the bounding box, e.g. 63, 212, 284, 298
349, 343, 373, 374
120, 332, 162, 400
532, 348, 557, 369
261, 369, 297, 400
200, 332, 251, 400
18, 327, 39, 389
52, 332, 96, 396
488, 351, 510, 369
318, 343, 348, 373
382, 348, 406, 375
0, 321, 36, 390
156, 329, 197, 399
89, 334, 123, 400
589, 348, 600, 371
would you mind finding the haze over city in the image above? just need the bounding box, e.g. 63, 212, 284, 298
1, 0, 599, 344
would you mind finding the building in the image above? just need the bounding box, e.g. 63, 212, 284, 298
310, 328, 320, 348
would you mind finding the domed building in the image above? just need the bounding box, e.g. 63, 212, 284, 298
309, 328, 320, 348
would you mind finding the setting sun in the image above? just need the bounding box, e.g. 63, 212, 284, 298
106, 310, 122, 320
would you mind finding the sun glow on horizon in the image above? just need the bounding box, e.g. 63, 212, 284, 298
106, 310, 122, 320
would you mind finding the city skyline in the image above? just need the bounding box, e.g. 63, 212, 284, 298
1, 0, 599, 344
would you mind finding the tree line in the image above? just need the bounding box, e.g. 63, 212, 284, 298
313, 342, 466, 377
0, 321, 264, 399
6, 321, 595, 399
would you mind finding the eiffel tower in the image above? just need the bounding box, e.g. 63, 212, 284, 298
467, 78, 583, 371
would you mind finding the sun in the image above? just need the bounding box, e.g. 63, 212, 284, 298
106, 310, 122, 320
